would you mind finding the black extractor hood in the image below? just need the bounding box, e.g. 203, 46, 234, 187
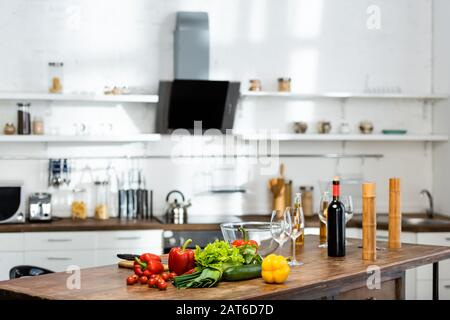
155, 80, 240, 134
155, 12, 240, 134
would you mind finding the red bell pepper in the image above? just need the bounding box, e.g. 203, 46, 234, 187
139, 253, 161, 263
134, 256, 164, 276
232, 227, 258, 248
168, 239, 196, 276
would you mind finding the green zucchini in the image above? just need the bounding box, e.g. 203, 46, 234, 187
222, 264, 262, 282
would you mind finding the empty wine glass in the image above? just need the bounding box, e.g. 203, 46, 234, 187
342, 195, 354, 223
318, 191, 331, 248
270, 209, 292, 255
287, 206, 305, 267
341, 195, 354, 245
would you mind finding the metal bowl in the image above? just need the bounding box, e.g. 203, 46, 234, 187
220, 222, 278, 257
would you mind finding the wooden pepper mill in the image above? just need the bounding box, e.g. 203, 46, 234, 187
268, 163, 286, 212
362, 182, 377, 261
388, 178, 402, 249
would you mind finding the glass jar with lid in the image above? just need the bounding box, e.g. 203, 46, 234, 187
48, 62, 64, 93
94, 180, 110, 220
17, 102, 31, 135
299, 186, 314, 217
278, 77, 291, 92
71, 188, 88, 220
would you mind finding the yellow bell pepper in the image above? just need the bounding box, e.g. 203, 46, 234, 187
261, 254, 290, 284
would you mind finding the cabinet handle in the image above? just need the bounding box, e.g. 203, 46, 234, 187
445, 238, 450, 241
116, 236, 141, 241
444, 285, 450, 289
47, 239, 72, 242
47, 257, 72, 261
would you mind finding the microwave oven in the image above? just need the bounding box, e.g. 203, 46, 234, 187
0, 181, 25, 224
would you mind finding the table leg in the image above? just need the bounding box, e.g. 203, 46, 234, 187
433, 262, 439, 300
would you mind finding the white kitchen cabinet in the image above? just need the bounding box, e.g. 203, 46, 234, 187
0, 252, 24, 281
416, 233, 450, 281
0, 233, 25, 280
346, 228, 362, 239
24, 250, 96, 272
19, 230, 163, 272
95, 230, 162, 251
24, 232, 94, 251
416, 280, 450, 300
0, 233, 24, 251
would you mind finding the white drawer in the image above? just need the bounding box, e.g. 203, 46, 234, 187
0, 233, 24, 251
24, 250, 96, 272
373, 231, 416, 244
405, 269, 416, 300
95, 230, 163, 250
347, 228, 362, 239
95, 246, 163, 267
24, 232, 95, 251
417, 279, 450, 300
0, 252, 24, 281
417, 233, 450, 246
416, 259, 450, 280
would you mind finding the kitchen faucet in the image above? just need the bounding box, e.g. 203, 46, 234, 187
420, 189, 434, 219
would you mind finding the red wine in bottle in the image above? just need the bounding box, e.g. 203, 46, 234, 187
327, 177, 346, 257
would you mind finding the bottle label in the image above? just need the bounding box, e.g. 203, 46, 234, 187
333, 184, 340, 197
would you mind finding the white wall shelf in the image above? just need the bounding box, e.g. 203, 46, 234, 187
0, 92, 159, 103
0, 133, 446, 143
241, 91, 448, 100
0, 134, 162, 143
240, 133, 449, 142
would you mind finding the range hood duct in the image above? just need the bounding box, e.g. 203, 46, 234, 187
174, 12, 210, 80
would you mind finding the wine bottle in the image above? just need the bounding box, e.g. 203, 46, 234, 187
327, 177, 346, 257
293, 193, 305, 245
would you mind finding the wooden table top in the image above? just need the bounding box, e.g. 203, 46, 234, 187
1, 235, 449, 300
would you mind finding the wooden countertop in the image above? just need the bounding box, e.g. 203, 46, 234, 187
1, 235, 449, 300
0, 215, 271, 233
0, 213, 449, 233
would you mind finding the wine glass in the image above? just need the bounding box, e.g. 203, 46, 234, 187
341, 195, 354, 245
318, 191, 331, 248
270, 209, 292, 255
287, 207, 305, 266
342, 195, 354, 223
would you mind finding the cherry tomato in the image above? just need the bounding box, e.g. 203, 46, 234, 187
134, 266, 144, 277
157, 279, 168, 290
143, 269, 152, 278
169, 272, 177, 279
126, 276, 137, 285
139, 276, 148, 284
148, 278, 157, 288
149, 274, 157, 280
154, 274, 162, 281
161, 272, 170, 281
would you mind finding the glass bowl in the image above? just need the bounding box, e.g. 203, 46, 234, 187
220, 222, 278, 257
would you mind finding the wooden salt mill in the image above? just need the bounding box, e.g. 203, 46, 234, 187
388, 178, 402, 249
268, 163, 286, 212
362, 182, 377, 261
